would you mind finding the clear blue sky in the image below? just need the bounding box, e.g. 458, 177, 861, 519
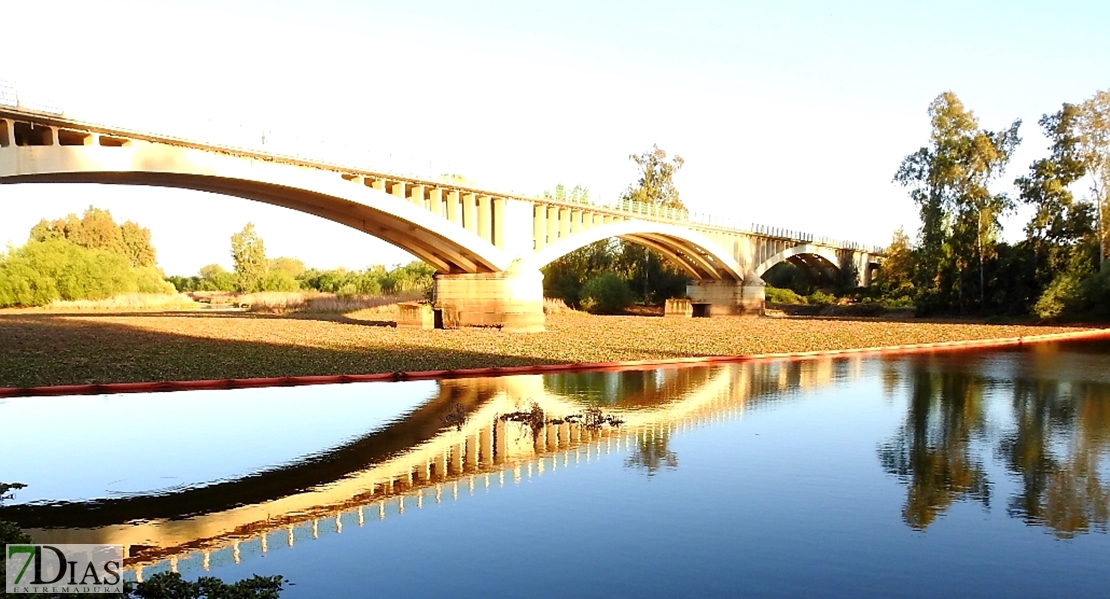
3, 0, 1108, 274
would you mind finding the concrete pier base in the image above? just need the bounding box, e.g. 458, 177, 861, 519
433, 266, 545, 332
686, 279, 765, 315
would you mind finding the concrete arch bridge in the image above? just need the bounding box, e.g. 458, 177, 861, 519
0, 107, 883, 330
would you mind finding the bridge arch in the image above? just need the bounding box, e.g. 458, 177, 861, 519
521, 220, 745, 281
754, 244, 842, 279
0, 144, 512, 274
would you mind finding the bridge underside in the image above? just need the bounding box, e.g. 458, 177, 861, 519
2, 172, 501, 276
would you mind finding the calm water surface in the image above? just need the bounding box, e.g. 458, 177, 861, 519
2, 339, 1109, 598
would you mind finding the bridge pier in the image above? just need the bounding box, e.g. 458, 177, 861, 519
433, 266, 545, 332
686, 278, 765, 316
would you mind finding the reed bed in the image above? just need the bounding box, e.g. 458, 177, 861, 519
42, 293, 200, 311
240, 291, 424, 314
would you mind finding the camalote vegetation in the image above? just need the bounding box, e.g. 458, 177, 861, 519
0, 207, 175, 308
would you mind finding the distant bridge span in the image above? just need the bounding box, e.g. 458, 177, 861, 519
0, 108, 883, 330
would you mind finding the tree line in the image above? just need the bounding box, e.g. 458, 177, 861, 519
166, 222, 435, 296
873, 89, 1109, 320
0, 207, 173, 307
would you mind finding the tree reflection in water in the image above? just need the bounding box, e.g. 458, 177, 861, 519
878, 362, 991, 529
879, 354, 1110, 537
625, 431, 678, 477
1001, 380, 1110, 538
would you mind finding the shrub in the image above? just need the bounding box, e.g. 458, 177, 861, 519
1034, 274, 1083, 320
579, 273, 632, 314
765, 286, 807, 304
260, 270, 301, 292
807, 290, 837, 305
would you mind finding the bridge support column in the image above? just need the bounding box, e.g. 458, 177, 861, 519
686, 278, 765, 316
433, 265, 544, 332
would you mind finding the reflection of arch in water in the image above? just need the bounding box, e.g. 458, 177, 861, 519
13, 358, 847, 575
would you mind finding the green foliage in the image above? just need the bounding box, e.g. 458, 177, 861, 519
168, 264, 238, 292
873, 228, 917, 300
1032, 269, 1110, 321
0, 239, 174, 307
1075, 89, 1110, 271
880, 89, 1109, 320
895, 91, 1021, 313
269, 257, 306, 278
124, 572, 285, 599
231, 223, 268, 292
541, 238, 690, 308
29, 206, 158, 268
260, 270, 300, 292
1034, 274, 1084, 320
297, 261, 431, 296
579, 273, 633, 314
765, 286, 807, 304
807, 290, 836, 305
762, 262, 817, 295
623, 145, 686, 209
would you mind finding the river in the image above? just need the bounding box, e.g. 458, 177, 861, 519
2, 338, 1108, 598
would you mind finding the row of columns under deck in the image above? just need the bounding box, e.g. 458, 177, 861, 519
344, 175, 508, 248
0, 119, 131, 148
532, 204, 625, 250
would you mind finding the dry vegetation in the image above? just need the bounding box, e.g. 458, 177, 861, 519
0, 308, 1100, 389
43, 293, 201, 311
186, 290, 424, 313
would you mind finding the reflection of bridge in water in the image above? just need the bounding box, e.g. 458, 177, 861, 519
11, 359, 851, 580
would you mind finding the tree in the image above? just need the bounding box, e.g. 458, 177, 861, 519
623, 145, 686, 209
269, 256, 306, 278
578, 272, 633, 314
29, 206, 158, 268
0, 239, 173, 307
231, 223, 268, 292
1016, 103, 1097, 298
120, 220, 157, 268
894, 92, 1021, 313
1076, 90, 1110, 271
873, 228, 916, 300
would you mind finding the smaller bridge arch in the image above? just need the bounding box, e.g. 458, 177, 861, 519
754, 244, 842, 279
522, 220, 745, 281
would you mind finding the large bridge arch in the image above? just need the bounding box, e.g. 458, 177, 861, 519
754, 244, 842, 280
0, 144, 512, 274
521, 220, 745, 281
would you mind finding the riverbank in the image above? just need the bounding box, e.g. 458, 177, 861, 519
0, 310, 1104, 390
